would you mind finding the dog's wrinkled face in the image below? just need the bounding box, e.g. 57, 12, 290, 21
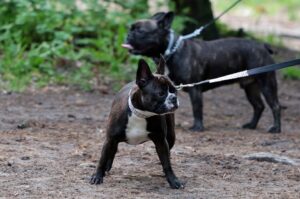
136, 58, 178, 114
122, 12, 174, 57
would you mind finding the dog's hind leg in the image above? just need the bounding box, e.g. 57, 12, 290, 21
188, 87, 204, 132
258, 72, 281, 133
242, 82, 265, 129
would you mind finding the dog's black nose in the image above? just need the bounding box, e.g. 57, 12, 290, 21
171, 95, 177, 103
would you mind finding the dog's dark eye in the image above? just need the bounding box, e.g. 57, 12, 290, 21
169, 86, 176, 93
130, 25, 136, 31
143, 95, 151, 103
137, 29, 146, 34
158, 91, 166, 97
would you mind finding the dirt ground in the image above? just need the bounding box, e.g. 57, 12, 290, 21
0, 67, 299, 198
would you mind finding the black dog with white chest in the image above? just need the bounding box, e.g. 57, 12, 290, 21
90, 58, 184, 189
122, 12, 281, 133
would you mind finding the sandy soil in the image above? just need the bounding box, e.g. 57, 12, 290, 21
0, 70, 299, 198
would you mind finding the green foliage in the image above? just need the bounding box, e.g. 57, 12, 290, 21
213, 0, 300, 21
0, 0, 147, 91
168, 0, 192, 33
283, 67, 300, 80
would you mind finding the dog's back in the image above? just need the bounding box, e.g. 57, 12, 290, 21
198, 38, 275, 74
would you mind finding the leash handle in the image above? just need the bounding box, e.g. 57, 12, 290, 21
175, 59, 300, 90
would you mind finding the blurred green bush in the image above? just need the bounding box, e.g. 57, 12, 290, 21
0, 0, 298, 91
0, 0, 149, 91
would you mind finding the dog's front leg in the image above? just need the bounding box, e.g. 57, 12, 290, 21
90, 138, 119, 185
151, 136, 184, 189
188, 87, 204, 131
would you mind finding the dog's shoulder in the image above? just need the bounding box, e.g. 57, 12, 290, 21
112, 82, 134, 109
106, 82, 134, 133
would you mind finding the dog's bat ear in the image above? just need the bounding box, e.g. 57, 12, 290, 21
151, 12, 166, 20
157, 11, 174, 29
136, 59, 154, 88
156, 55, 165, 75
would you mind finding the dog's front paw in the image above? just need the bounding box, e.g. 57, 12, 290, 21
169, 178, 185, 189
242, 122, 257, 129
189, 124, 204, 132
268, 126, 281, 134
90, 174, 103, 185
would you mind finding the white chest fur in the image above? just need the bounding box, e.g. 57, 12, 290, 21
125, 114, 150, 145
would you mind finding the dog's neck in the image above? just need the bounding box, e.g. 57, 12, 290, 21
128, 89, 158, 119
152, 30, 182, 71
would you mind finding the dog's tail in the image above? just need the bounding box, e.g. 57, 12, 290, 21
264, 43, 277, 55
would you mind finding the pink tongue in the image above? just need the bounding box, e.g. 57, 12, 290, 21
122, 43, 134, 50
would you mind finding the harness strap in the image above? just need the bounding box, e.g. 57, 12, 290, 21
164, 30, 175, 56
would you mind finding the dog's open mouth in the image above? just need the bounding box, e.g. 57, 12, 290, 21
121, 43, 153, 55
121, 43, 134, 50
122, 43, 141, 54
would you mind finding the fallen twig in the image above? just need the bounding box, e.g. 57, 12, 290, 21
243, 152, 300, 166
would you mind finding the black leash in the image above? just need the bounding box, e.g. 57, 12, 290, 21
175, 59, 300, 90
203, 0, 243, 30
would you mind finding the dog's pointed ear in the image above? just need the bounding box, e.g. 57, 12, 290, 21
136, 59, 154, 88
157, 11, 174, 29
150, 12, 166, 20
156, 55, 166, 75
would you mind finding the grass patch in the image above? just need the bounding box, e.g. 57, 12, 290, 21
282, 67, 300, 80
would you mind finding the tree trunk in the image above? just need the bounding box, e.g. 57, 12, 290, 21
173, 0, 219, 40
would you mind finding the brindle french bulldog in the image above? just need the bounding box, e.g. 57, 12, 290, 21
90, 58, 184, 189
122, 12, 281, 133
